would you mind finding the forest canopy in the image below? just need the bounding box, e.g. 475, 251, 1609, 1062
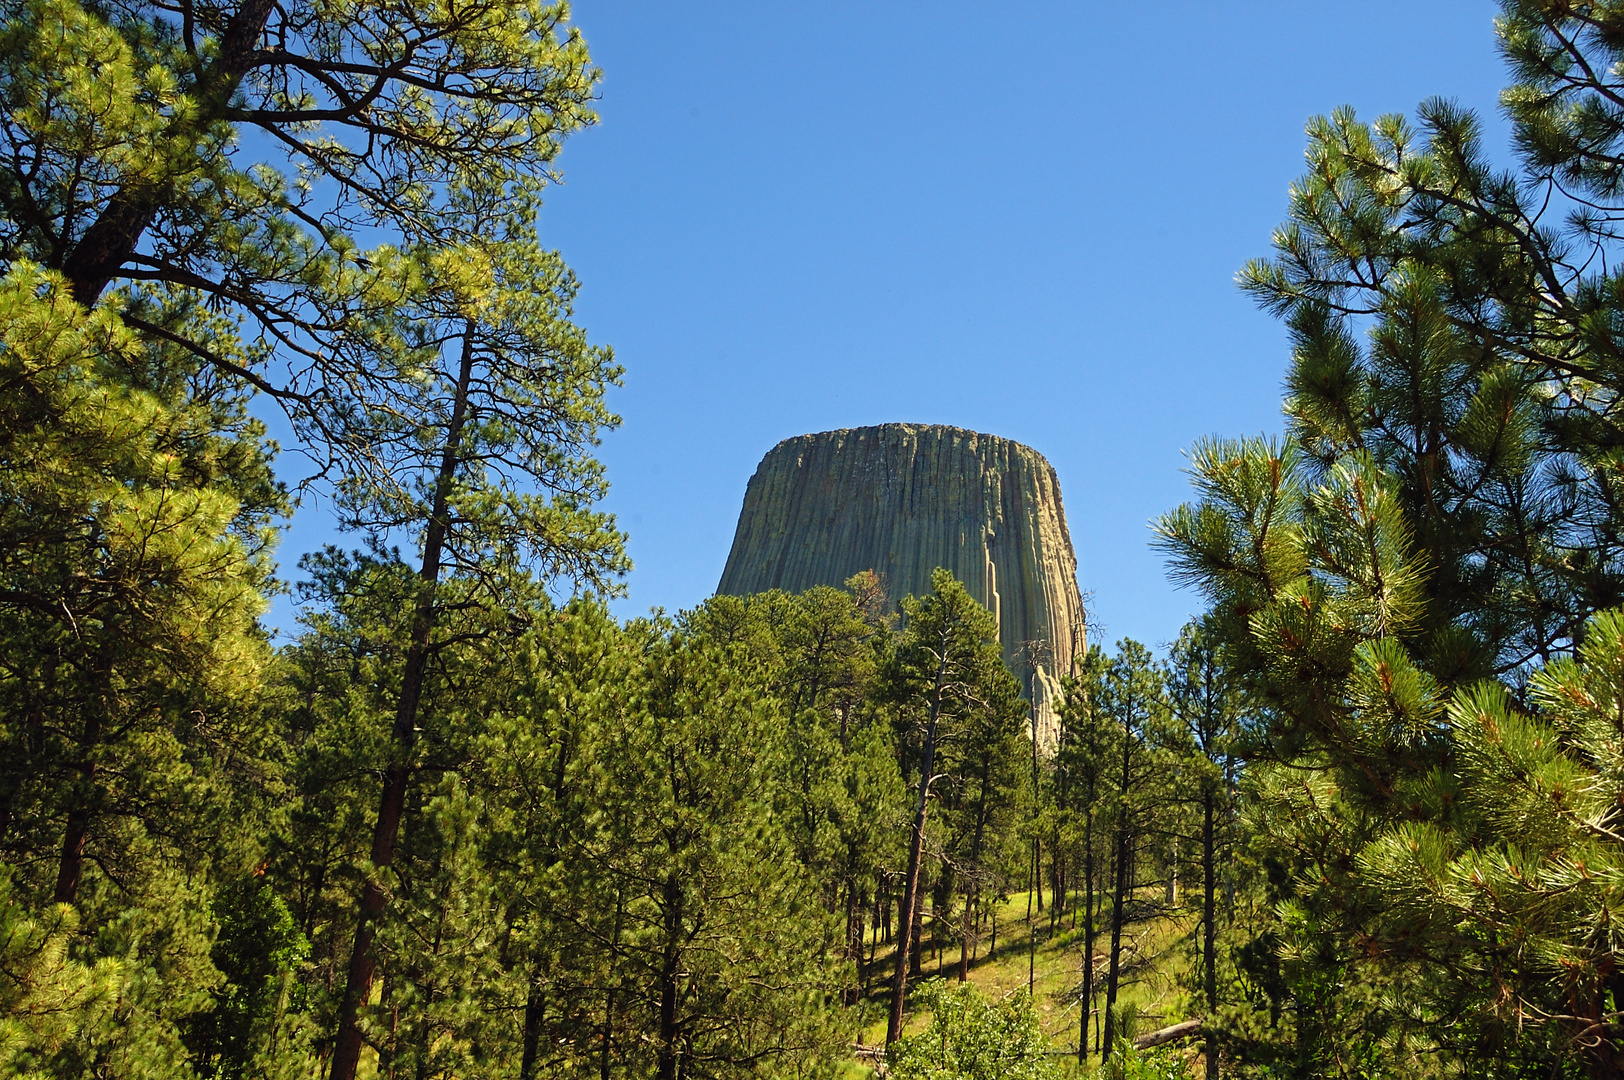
11, 1, 1624, 1079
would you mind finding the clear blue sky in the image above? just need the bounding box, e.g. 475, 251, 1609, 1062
269, 2, 1511, 650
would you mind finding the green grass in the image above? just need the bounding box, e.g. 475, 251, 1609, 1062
851, 887, 1200, 1072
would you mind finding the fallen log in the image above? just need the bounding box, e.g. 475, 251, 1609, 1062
853, 1044, 887, 1076
1133, 1018, 1202, 1050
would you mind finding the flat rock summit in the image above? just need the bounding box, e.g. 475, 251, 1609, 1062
717, 423, 1085, 748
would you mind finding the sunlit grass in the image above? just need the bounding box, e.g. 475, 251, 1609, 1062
850, 885, 1201, 1072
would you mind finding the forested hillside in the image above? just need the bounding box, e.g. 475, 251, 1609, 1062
10, 0, 1624, 1078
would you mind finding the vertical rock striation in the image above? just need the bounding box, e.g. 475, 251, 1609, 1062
717, 423, 1085, 750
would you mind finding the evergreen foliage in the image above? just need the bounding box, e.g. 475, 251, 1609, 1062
1153, 1, 1624, 1074
880, 570, 1027, 1044
29, 0, 1624, 1076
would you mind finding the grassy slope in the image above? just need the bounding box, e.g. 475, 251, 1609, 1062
850, 887, 1201, 1073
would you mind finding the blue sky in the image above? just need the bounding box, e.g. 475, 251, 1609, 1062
269, 2, 1511, 650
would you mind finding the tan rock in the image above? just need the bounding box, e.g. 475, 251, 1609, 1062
717, 423, 1086, 750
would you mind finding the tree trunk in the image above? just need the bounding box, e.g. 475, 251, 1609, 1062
330, 328, 477, 1080
888, 793, 930, 1043
887, 654, 947, 1044
1135, 1019, 1202, 1050
1050, 841, 1062, 931
53, 803, 92, 904
868, 892, 881, 980
961, 763, 992, 984
53, 680, 107, 904
1026, 832, 1038, 992
845, 880, 863, 1003
1079, 806, 1095, 1066
600, 990, 614, 1080
62, 0, 280, 305
1035, 835, 1044, 911
933, 895, 942, 977
656, 872, 684, 1080
1203, 788, 1218, 1080
958, 897, 971, 981
1225, 755, 1237, 922
519, 981, 545, 1080
1584, 984, 1624, 1080
910, 893, 924, 978
1102, 734, 1133, 1054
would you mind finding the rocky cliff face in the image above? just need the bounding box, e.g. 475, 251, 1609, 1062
717, 423, 1085, 750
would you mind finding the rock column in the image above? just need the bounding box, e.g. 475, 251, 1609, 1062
717, 423, 1085, 750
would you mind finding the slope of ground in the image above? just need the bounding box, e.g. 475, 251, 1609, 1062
849, 888, 1201, 1076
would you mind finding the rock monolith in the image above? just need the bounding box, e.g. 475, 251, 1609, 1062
717, 423, 1085, 750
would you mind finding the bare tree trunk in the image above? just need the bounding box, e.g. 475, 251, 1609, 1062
1079, 806, 1095, 1066
1203, 788, 1219, 1080
1102, 734, 1133, 1055
888, 787, 931, 1043
1050, 841, 1061, 931
959, 760, 993, 984
53, 791, 93, 903
519, 981, 545, 1080
1035, 836, 1044, 911
844, 880, 863, 1003
910, 893, 924, 978
958, 894, 971, 981
1025, 838, 1035, 992
887, 655, 947, 1044
331, 329, 476, 1080
868, 888, 882, 980
656, 872, 684, 1080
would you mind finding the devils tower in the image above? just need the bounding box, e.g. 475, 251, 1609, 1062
717, 423, 1085, 749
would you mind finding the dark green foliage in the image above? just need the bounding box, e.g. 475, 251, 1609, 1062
880, 570, 1028, 1042
1154, 2, 1624, 1074
590, 628, 849, 1079
186, 880, 311, 1080
1162, 621, 1241, 1079
0, 0, 1062, 1075
266, 586, 869, 1080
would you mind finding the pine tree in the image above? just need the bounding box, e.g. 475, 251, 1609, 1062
484, 599, 645, 1080
319, 168, 623, 1080
0, 0, 600, 484
1163, 619, 1242, 1079
1055, 645, 1117, 1063
1355, 607, 1624, 1073
1155, 4, 1624, 1071
585, 627, 850, 1080
685, 576, 905, 1003
0, 264, 287, 1078
879, 570, 1025, 1045
1092, 640, 1166, 1058
1236, 2, 1624, 662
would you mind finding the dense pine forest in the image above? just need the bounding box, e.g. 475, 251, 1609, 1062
9, 0, 1624, 1077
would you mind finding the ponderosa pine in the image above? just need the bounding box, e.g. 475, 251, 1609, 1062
1157, 2, 1624, 1070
